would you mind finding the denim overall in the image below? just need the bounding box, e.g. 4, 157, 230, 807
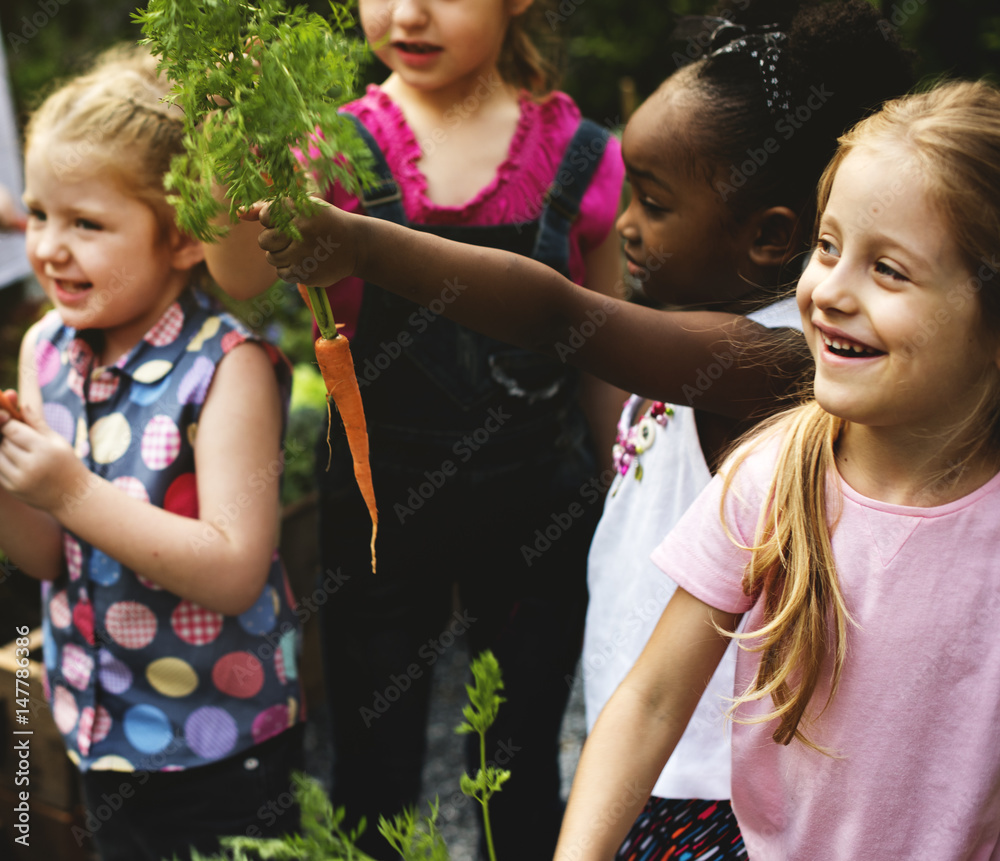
316, 115, 611, 860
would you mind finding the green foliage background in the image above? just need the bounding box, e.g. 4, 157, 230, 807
2, 1, 999, 130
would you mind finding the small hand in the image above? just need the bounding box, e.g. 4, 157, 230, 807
0, 401, 88, 512
252, 198, 358, 288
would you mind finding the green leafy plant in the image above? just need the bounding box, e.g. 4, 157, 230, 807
133, 0, 374, 241
191, 650, 509, 861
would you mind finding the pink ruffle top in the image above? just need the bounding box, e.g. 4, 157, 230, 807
323, 84, 624, 338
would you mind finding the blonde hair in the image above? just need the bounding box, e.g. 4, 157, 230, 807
24, 43, 185, 235
725, 79, 1000, 751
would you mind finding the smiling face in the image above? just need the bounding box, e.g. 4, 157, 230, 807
615, 79, 762, 311
23, 135, 201, 366
797, 145, 1000, 437
359, 0, 529, 99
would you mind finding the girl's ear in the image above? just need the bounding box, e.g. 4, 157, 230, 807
748, 206, 801, 269
169, 228, 207, 271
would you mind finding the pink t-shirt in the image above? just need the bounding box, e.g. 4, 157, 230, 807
322, 84, 624, 338
652, 433, 1000, 860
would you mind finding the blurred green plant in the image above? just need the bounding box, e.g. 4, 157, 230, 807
192, 650, 508, 861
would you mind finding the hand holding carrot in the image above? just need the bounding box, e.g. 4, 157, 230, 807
0, 389, 24, 424
0, 401, 85, 512
253, 197, 362, 288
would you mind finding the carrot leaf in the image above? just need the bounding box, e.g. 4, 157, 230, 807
133, 0, 375, 242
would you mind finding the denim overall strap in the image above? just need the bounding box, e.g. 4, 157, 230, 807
338, 113, 605, 442
532, 119, 611, 276
339, 110, 407, 224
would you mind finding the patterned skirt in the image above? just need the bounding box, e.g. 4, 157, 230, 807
615, 797, 747, 861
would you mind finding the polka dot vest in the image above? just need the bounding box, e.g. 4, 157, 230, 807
36, 288, 302, 772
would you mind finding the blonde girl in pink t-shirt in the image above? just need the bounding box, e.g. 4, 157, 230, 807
556, 78, 1000, 860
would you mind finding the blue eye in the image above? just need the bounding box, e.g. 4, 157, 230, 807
816, 238, 840, 258
28, 208, 46, 222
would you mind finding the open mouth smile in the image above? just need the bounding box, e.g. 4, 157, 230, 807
391, 41, 442, 55
820, 331, 884, 358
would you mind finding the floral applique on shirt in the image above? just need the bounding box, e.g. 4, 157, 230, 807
612, 394, 674, 488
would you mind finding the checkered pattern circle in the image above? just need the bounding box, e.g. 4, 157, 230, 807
49, 590, 72, 628
87, 369, 120, 403
78, 705, 95, 756
61, 643, 94, 691
145, 302, 184, 347
52, 685, 79, 735
104, 601, 158, 649
112, 475, 150, 503
171, 600, 224, 646
63, 535, 83, 581
141, 415, 181, 470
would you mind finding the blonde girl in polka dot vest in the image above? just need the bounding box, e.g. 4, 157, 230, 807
0, 44, 304, 861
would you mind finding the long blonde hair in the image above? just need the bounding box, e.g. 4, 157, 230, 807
725, 78, 1000, 751
24, 43, 185, 235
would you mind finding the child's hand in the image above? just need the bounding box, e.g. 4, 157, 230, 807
0, 402, 87, 512
253, 197, 359, 287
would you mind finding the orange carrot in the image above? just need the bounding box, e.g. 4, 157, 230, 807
0, 390, 23, 423
297, 284, 377, 572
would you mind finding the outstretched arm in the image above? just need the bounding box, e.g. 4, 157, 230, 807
255, 199, 808, 419
0, 339, 284, 614
555, 587, 740, 861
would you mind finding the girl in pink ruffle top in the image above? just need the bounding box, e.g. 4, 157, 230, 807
209, 1, 624, 858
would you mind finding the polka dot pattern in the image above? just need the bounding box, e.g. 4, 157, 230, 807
34, 336, 61, 387
145, 302, 184, 347
123, 704, 173, 754
61, 644, 93, 690
44, 403, 75, 444
49, 590, 72, 629
177, 356, 215, 405
239, 586, 279, 636
132, 359, 173, 384
171, 601, 223, 646
105, 602, 157, 649
163, 473, 198, 518
72, 595, 95, 645
212, 652, 264, 699
53, 686, 79, 734
88, 549, 121, 586
141, 415, 181, 470
90, 413, 131, 464
185, 706, 237, 760
147, 657, 199, 698
98, 649, 133, 694
129, 375, 172, 408
35, 293, 301, 770
63, 535, 82, 581
186, 317, 220, 352
112, 475, 150, 503
251, 703, 289, 744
